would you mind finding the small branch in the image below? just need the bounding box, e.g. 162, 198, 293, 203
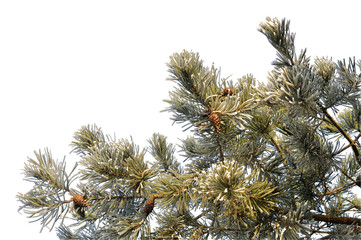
333, 143, 354, 157
318, 183, 354, 196
332, 132, 361, 157
322, 108, 360, 164
215, 134, 225, 162
270, 136, 288, 165
202, 224, 242, 232
270, 137, 282, 154
194, 211, 209, 221
87, 194, 144, 202
331, 160, 357, 184
313, 214, 361, 225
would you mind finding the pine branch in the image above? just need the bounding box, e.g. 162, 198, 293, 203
23, 149, 76, 191
215, 134, 225, 162
166, 50, 219, 109
318, 183, 354, 196
259, 17, 295, 67
332, 132, 361, 157
269, 136, 289, 167
322, 107, 360, 164
312, 214, 361, 225
156, 169, 195, 213
87, 194, 143, 201
71, 124, 105, 155
148, 133, 179, 172
17, 149, 80, 231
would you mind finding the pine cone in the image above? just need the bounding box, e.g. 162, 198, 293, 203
144, 196, 156, 215
73, 194, 90, 207
209, 111, 221, 132
220, 87, 234, 96
72, 194, 89, 218
143, 194, 165, 216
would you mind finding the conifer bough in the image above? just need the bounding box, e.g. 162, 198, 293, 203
18, 17, 361, 239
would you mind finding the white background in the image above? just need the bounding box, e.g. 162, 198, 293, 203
1, 1, 361, 239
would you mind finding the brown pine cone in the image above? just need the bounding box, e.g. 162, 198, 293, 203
72, 194, 89, 218
209, 111, 221, 132
220, 87, 234, 96
144, 196, 156, 215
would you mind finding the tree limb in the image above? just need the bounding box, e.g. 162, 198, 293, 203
313, 214, 361, 225
322, 108, 360, 164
